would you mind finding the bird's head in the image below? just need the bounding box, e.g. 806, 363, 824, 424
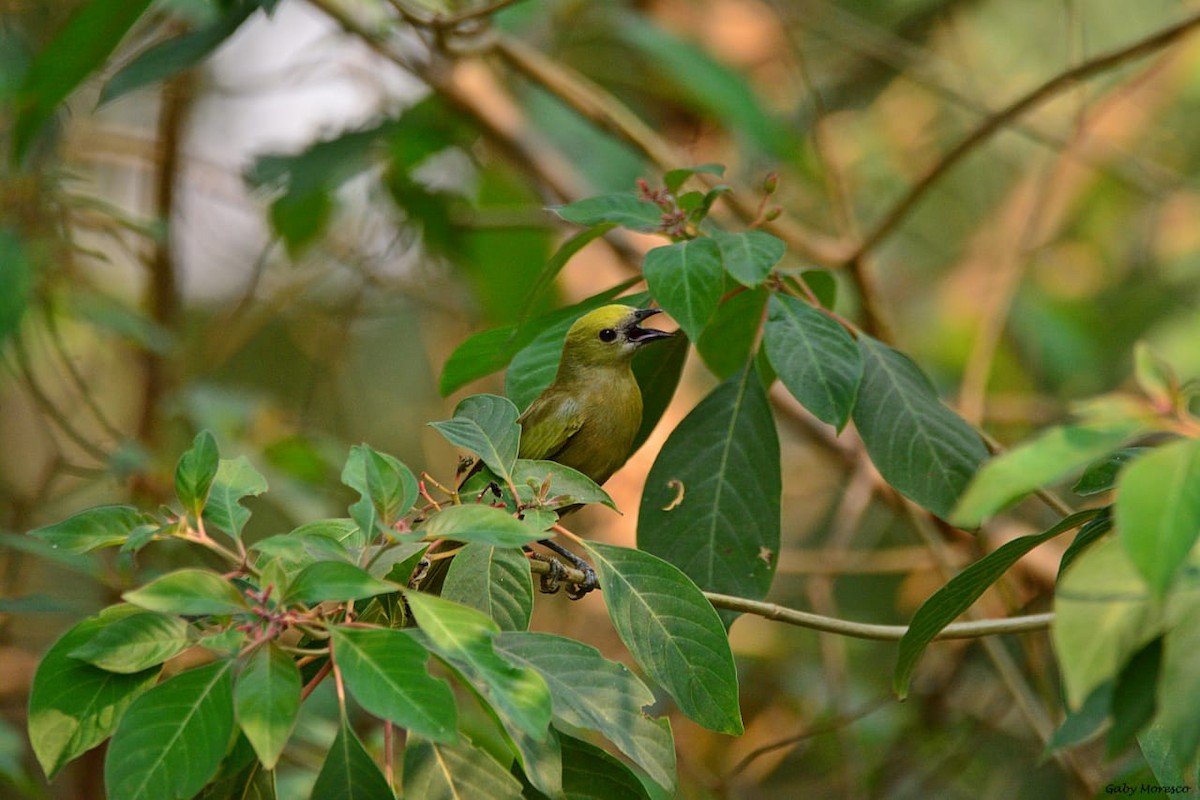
560, 304, 674, 369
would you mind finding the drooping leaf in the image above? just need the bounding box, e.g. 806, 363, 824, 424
28, 607, 159, 778
713, 230, 785, 288
429, 395, 521, 483
639, 363, 779, 623
763, 294, 861, 431
175, 431, 220, 519
1116, 438, 1200, 597
284, 562, 397, 605
330, 626, 457, 742
951, 421, 1138, 528
852, 336, 988, 521
496, 632, 676, 795
123, 568, 248, 616
419, 505, 546, 548
402, 735, 523, 800
642, 238, 724, 343
551, 194, 664, 233
105, 660, 235, 800
893, 510, 1099, 698
234, 643, 300, 770
100, 1, 259, 104
29, 504, 151, 553
443, 544, 534, 631
310, 717, 394, 800
69, 611, 188, 674
584, 542, 742, 734
202, 457, 268, 541
12, 0, 154, 161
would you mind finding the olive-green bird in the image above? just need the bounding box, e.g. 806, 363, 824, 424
516, 304, 674, 484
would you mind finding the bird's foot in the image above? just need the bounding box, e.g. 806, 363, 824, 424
526, 550, 564, 594
538, 538, 598, 600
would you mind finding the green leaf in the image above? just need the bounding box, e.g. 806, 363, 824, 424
439, 325, 526, 397
1154, 600, 1200, 766
551, 194, 664, 233
443, 544, 534, 631
518, 223, 616, 324
28, 607, 159, 779
29, 504, 150, 553
202, 456, 268, 541
695, 287, 766, 380
404, 591, 552, 741
330, 626, 457, 742
630, 332, 688, 453
363, 447, 419, 528
1074, 447, 1150, 496
311, 717, 394, 800
511, 459, 616, 511
284, 562, 397, 605
892, 510, 1099, 698
713, 230, 785, 288
1134, 342, 1180, 410
420, 505, 546, 548
234, 643, 300, 770
0, 228, 32, 345
105, 660, 236, 800
852, 336, 988, 521
100, 2, 258, 104
584, 541, 742, 734
559, 732, 653, 800
643, 238, 724, 342
252, 526, 355, 579
124, 568, 248, 616
1137, 723, 1191, 789
1107, 638, 1162, 756
197, 734, 276, 800
1058, 511, 1113, 578
951, 421, 1137, 528
1046, 682, 1112, 753
1054, 537, 1160, 708
12, 0, 154, 162
270, 188, 331, 257
1117, 438, 1200, 597
663, 163, 725, 194
495, 632, 676, 795
638, 363, 779, 624
764, 294, 862, 431
429, 394, 521, 483
402, 736, 523, 800
175, 430, 220, 518
69, 611, 188, 674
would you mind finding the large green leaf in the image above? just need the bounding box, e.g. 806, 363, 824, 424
100, 1, 259, 104
429, 395, 521, 483
330, 626, 457, 742
1116, 439, 1200, 597
893, 510, 1099, 698
28, 607, 159, 778
852, 336, 988, 521
639, 363, 779, 622
951, 421, 1138, 528
713, 230, 785, 288
283, 562, 396, 605
311, 718, 394, 800
402, 736, 523, 800
1155, 599, 1200, 767
123, 568, 247, 616
69, 611, 188, 674
175, 431, 219, 519
584, 542, 742, 734
1054, 537, 1161, 708
695, 287, 766, 380
202, 457, 268, 541
404, 591, 551, 740
419, 504, 547, 548
29, 504, 151, 553
233, 643, 300, 770
551, 194, 664, 232
559, 732, 652, 800
511, 459, 616, 511
496, 632, 676, 795
12, 0, 153, 161
342, 444, 419, 543
630, 332, 688, 453
0, 229, 31, 345
642, 239, 724, 343
443, 544, 534, 631
1107, 639, 1161, 756
105, 660, 236, 800
764, 294, 862, 431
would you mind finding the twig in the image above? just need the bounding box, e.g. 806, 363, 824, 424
850, 11, 1200, 261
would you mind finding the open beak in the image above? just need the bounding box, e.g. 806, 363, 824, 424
625, 307, 675, 344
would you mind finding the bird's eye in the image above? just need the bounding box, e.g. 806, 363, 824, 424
598, 328, 617, 343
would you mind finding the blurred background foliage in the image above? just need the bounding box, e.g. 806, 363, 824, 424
2, 0, 1200, 796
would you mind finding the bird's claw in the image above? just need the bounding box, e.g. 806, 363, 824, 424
536, 556, 564, 594
566, 563, 598, 600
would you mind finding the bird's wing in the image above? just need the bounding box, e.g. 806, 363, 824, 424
517, 392, 584, 462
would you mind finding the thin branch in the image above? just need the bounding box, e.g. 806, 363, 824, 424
7, 336, 111, 463
851, 11, 1200, 261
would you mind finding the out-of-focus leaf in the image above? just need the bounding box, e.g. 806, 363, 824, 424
0, 229, 31, 345
1107, 639, 1162, 756
1074, 447, 1150, 496
13, 0, 154, 161
1117, 438, 1200, 597
518, 223, 616, 324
